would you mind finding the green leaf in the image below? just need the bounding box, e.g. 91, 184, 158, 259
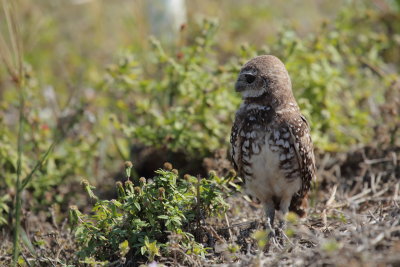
140, 246, 147, 255
19, 227, 37, 256
98, 235, 107, 241
157, 215, 169, 220
119, 240, 130, 257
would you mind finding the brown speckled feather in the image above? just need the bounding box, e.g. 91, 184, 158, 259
285, 114, 316, 216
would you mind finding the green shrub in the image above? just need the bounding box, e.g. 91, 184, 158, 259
104, 19, 240, 158
105, 5, 398, 156
70, 162, 238, 265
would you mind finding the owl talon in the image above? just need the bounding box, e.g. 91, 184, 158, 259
267, 231, 283, 250
276, 223, 294, 246
268, 228, 275, 239
279, 220, 287, 230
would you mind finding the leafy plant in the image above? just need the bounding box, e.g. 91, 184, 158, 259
105, 5, 398, 156
105, 19, 240, 158
70, 162, 238, 265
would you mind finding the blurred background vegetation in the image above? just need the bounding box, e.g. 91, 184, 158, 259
0, 0, 399, 258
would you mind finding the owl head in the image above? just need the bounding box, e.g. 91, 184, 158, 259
235, 55, 293, 102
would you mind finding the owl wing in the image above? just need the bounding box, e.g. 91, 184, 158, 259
287, 114, 316, 216
230, 117, 241, 173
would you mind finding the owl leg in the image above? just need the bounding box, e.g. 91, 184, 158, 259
264, 203, 284, 250
276, 197, 292, 244
278, 197, 291, 229
263, 202, 275, 238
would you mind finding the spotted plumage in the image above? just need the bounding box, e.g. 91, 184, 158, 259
230, 55, 316, 236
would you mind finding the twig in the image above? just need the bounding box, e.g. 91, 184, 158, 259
224, 213, 232, 240
20, 253, 32, 267
348, 167, 367, 196
370, 173, 376, 194
353, 187, 390, 205
322, 209, 327, 228
348, 188, 372, 202
358, 57, 385, 78
326, 185, 337, 207
365, 158, 395, 165
201, 225, 224, 242
49, 206, 58, 230
368, 210, 379, 223
218, 220, 258, 231
393, 183, 399, 201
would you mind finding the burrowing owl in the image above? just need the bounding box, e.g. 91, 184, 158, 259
230, 55, 316, 238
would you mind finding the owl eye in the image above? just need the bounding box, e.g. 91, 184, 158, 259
245, 74, 256, 84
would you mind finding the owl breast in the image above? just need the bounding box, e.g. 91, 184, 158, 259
238, 129, 302, 205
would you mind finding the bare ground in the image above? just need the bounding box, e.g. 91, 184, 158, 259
198, 146, 400, 267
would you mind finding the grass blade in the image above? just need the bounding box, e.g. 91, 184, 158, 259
19, 227, 37, 257
19, 141, 57, 191
12, 82, 24, 266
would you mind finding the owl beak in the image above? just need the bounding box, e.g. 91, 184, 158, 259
235, 72, 255, 92
235, 80, 246, 92
235, 74, 248, 92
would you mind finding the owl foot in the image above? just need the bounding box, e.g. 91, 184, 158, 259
275, 221, 294, 246
265, 229, 283, 250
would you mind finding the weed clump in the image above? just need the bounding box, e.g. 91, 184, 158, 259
69, 163, 237, 265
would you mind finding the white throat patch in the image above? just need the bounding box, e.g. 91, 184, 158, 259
242, 87, 266, 99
